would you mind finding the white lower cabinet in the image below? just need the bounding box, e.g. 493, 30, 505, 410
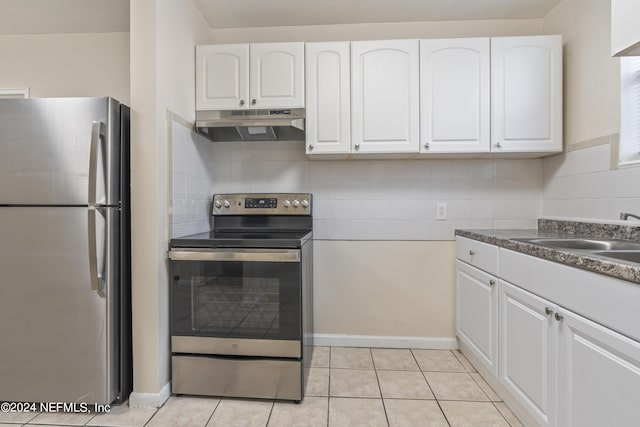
498, 280, 557, 427
557, 308, 640, 427
457, 242, 640, 427
455, 260, 498, 376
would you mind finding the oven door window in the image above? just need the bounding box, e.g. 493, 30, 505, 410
171, 259, 301, 340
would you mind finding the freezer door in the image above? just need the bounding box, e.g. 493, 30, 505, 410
0, 207, 117, 404
0, 97, 122, 205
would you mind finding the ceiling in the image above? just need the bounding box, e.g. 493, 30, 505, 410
194, 0, 563, 29
0, 0, 562, 34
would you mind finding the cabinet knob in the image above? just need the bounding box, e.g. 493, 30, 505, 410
355, 143, 360, 151
554, 312, 564, 322
251, 99, 257, 105
308, 144, 314, 151
469, 250, 475, 256
489, 280, 495, 287
496, 141, 503, 148
239, 99, 245, 106
545, 307, 553, 316
424, 143, 430, 150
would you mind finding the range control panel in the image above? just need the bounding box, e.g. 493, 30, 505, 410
213, 193, 312, 216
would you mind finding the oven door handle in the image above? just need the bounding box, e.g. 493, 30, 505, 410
168, 248, 301, 263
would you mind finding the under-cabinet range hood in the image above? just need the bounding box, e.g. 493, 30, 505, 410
195, 108, 305, 142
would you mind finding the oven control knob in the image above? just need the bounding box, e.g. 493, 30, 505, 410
223, 200, 231, 208
214, 200, 222, 209
283, 200, 291, 208
301, 199, 309, 208
292, 200, 300, 208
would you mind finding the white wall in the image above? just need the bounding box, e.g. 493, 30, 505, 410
314, 241, 456, 344
0, 32, 129, 103
130, 0, 211, 405
540, 0, 640, 220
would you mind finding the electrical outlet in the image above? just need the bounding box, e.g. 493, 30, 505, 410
436, 202, 448, 220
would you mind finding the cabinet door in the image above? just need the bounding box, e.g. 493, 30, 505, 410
305, 42, 351, 154
557, 308, 640, 427
196, 44, 249, 110
456, 260, 498, 375
351, 40, 419, 153
420, 38, 490, 153
250, 42, 305, 109
611, 0, 640, 56
499, 280, 557, 427
491, 35, 563, 153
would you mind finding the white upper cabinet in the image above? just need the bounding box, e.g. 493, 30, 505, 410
351, 40, 420, 154
305, 42, 351, 155
196, 44, 249, 110
250, 43, 305, 109
491, 35, 563, 154
420, 38, 490, 154
611, 0, 640, 56
196, 42, 304, 110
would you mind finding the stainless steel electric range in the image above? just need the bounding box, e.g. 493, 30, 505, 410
168, 193, 313, 402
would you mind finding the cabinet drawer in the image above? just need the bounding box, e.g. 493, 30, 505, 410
456, 236, 499, 275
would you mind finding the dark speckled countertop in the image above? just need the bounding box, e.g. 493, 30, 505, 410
455, 218, 640, 284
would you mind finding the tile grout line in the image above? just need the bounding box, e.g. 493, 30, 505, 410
370, 348, 391, 427
411, 348, 452, 427
203, 398, 222, 427
326, 346, 331, 427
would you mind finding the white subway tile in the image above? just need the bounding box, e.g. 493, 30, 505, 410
410, 179, 430, 200
389, 220, 412, 240
472, 160, 494, 180
430, 160, 452, 179
451, 160, 473, 179
409, 219, 430, 240
588, 198, 615, 220
172, 172, 186, 199
448, 200, 472, 220
313, 220, 330, 239
309, 161, 331, 181
613, 166, 640, 198
471, 200, 493, 219
409, 200, 435, 220
369, 220, 391, 240
329, 220, 350, 240
348, 220, 370, 240
407, 160, 430, 180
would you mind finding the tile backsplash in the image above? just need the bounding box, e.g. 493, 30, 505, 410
542, 137, 640, 220
168, 130, 640, 240
169, 119, 215, 238
209, 141, 543, 240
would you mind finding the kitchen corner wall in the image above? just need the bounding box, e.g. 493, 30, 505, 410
540, 0, 640, 220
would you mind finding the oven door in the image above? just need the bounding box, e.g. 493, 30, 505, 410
169, 248, 302, 358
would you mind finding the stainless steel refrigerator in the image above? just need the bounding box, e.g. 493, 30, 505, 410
0, 97, 132, 405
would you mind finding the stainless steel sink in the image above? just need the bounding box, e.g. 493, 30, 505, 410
591, 250, 640, 264
513, 238, 640, 251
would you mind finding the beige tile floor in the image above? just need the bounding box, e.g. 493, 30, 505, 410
0, 347, 523, 427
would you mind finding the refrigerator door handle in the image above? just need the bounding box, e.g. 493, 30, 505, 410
89, 121, 104, 206
88, 207, 105, 292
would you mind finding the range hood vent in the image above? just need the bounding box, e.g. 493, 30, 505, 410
195, 108, 305, 142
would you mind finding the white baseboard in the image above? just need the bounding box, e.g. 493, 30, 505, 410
128, 382, 171, 408
313, 334, 457, 349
